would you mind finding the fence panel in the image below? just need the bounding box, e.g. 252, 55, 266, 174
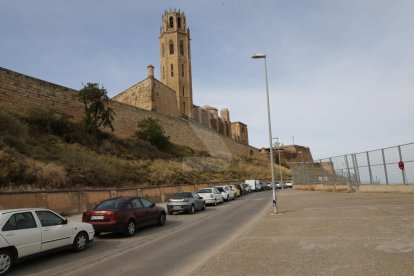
290, 142, 414, 186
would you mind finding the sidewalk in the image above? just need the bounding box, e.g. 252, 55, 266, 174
195, 190, 414, 275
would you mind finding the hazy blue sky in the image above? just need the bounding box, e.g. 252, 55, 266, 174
1, 0, 413, 159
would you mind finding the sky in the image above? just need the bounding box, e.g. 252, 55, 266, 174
1, 0, 413, 159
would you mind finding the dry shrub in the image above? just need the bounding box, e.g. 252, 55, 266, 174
62, 144, 141, 187
27, 159, 67, 188
0, 108, 27, 137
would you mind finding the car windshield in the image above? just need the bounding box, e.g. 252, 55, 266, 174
95, 198, 128, 210
216, 187, 225, 192
198, 189, 212, 193
172, 192, 192, 199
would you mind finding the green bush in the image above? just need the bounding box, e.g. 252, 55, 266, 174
134, 118, 171, 150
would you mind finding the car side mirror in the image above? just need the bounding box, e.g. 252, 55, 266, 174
150, 203, 155, 208
63, 219, 68, 225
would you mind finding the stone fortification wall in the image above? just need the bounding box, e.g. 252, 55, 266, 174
0, 67, 258, 157
113, 78, 181, 118
112, 79, 153, 111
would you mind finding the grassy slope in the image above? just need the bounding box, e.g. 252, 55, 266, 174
0, 108, 289, 190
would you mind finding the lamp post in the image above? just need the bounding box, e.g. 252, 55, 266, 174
273, 137, 284, 190
299, 151, 305, 184
252, 53, 277, 214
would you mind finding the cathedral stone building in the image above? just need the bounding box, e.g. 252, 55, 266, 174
113, 9, 249, 145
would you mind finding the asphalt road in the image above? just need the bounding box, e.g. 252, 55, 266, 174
11, 190, 274, 276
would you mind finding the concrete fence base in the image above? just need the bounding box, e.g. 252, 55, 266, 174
294, 183, 414, 193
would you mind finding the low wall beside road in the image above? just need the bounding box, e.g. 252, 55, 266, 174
0, 181, 240, 214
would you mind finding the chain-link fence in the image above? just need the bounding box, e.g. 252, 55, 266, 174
290, 142, 413, 186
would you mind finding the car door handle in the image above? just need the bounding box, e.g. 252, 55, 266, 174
4, 233, 15, 237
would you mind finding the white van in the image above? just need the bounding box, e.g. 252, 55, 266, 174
245, 180, 262, 192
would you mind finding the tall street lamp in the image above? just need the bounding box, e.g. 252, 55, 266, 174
252, 53, 277, 214
274, 137, 284, 190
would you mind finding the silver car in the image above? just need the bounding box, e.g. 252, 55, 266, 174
197, 188, 224, 206
167, 192, 206, 215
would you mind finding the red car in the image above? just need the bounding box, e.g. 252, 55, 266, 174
82, 196, 166, 236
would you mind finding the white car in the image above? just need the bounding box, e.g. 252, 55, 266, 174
0, 208, 94, 275
215, 185, 235, 201
286, 181, 293, 188
197, 188, 224, 205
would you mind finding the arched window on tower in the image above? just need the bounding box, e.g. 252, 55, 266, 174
169, 16, 174, 28
170, 64, 174, 77
181, 64, 184, 77
161, 43, 165, 57
177, 17, 182, 29
169, 41, 174, 55
162, 66, 165, 79
179, 40, 184, 56
182, 86, 185, 96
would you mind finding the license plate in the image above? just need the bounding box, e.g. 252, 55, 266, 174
91, 215, 104, 220
172, 206, 182, 210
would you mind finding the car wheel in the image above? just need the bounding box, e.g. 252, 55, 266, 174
0, 249, 13, 275
125, 220, 136, 236
189, 204, 195, 214
157, 212, 166, 226
73, 232, 88, 252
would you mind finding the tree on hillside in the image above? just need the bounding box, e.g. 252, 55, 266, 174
134, 118, 171, 150
77, 83, 115, 133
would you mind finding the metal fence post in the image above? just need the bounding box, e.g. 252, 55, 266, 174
345, 154, 352, 185
352, 154, 361, 185
381, 148, 389, 185
366, 151, 373, 184
398, 146, 407, 185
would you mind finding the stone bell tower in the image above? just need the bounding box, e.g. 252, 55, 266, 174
159, 9, 193, 117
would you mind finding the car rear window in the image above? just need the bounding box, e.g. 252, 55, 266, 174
216, 187, 225, 192
198, 189, 212, 193
96, 198, 128, 210
172, 192, 192, 199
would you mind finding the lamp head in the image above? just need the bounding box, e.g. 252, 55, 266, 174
251, 53, 266, 59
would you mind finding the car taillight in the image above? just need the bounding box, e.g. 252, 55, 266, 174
109, 212, 116, 221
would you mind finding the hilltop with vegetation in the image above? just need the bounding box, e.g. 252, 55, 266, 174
0, 106, 290, 191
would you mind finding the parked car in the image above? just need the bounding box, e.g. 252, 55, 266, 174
82, 196, 166, 236
197, 188, 224, 206
242, 183, 252, 194
167, 192, 206, 214
0, 208, 94, 275
260, 182, 271, 190
275, 181, 287, 189
215, 185, 235, 201
229, 184, 241, 197
286, 181, 293, 188
236, 184, 247, 196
